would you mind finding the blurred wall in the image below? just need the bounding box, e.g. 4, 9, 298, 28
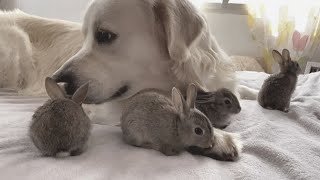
10, 0, 320, 59
0, 0, 17, 10
17, 0, 89, 22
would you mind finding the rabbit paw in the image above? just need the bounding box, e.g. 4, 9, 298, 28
160, 144, 180, 156
70, 148, 84, 156
70, 144, 88, 156
282, 106, 289, 113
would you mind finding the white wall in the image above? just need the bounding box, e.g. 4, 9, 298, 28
16, 0, 259, 57
14, 1, 319, 59
205, 13, 260, 57
17, 0, 89, 22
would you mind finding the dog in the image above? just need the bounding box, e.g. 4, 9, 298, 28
0, 10, 83, 95
51, 0, 256, 122
53, 0, 239, 102
0, 0, 256, 159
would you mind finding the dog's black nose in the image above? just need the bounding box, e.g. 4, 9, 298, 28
52, 71, 78, 95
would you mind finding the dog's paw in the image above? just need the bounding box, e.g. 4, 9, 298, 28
194, 129, 242, 161
219, 134, 242, 161
210, 129, 243, 161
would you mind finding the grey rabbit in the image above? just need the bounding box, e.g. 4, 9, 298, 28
258, 49, 301, 112
196, 88, 241, 129
29, 77, 91, 157
121, 84, 214, 156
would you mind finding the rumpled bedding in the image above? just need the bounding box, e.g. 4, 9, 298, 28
0, 71, 319, 180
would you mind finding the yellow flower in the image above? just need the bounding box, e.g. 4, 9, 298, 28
276, 21, 294, 46
248, 13, 256, 29
276, 7, 294, 46
262, 48, 273, 73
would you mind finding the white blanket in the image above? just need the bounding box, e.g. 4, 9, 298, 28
0, 71, 320, 180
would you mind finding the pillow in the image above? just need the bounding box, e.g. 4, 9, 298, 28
230, 56, 265, 72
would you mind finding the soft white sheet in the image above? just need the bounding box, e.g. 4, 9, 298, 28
0, 71, 320, 180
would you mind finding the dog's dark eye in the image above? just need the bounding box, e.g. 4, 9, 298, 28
194, 127, 203, 136
95, 29, 117, 44
224, 99, 231, 105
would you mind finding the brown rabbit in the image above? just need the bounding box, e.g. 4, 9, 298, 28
196, 88, 241, 129
121, 84, 214, 156
29, 77, 91, 157
258, 49, 301, 112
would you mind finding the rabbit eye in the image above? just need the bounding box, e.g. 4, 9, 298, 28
194, 127, 204, 135
224, 99, 231, 105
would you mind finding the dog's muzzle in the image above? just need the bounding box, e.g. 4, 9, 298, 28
52, 71, 79, 96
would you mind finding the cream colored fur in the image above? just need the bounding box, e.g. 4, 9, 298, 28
0, 10, 83, 95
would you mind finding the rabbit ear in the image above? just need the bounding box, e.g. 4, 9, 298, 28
172, 87, 187, 119
196, 95, 214, 104
186, 83, 197, 109
282, 49, 291, 61
272, 50, 284, 64
196, 90, 214, 103
72, 82, 89, 104
196, 99, 215, 104
45, 77, 66, 100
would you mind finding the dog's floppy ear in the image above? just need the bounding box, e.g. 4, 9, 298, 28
153, 0, 205, 61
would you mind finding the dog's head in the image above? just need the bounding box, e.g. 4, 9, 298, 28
52, 0, 204, 104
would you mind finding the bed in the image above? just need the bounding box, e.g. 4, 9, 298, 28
0, 71, 320, 180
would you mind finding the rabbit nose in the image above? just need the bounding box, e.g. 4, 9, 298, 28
208, 141, 214, 148
211, 139, 215, 147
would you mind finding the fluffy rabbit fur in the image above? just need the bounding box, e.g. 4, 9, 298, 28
258, 49, 301, 112
196, 88, 241, 129
29, 77, 91, 157
121, 84, 214, 156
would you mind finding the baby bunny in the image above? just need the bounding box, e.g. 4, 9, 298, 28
29, 77, 91, 157
258, 49, 301, 112
196, 88, 241, 129
121, 84, 214, 156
